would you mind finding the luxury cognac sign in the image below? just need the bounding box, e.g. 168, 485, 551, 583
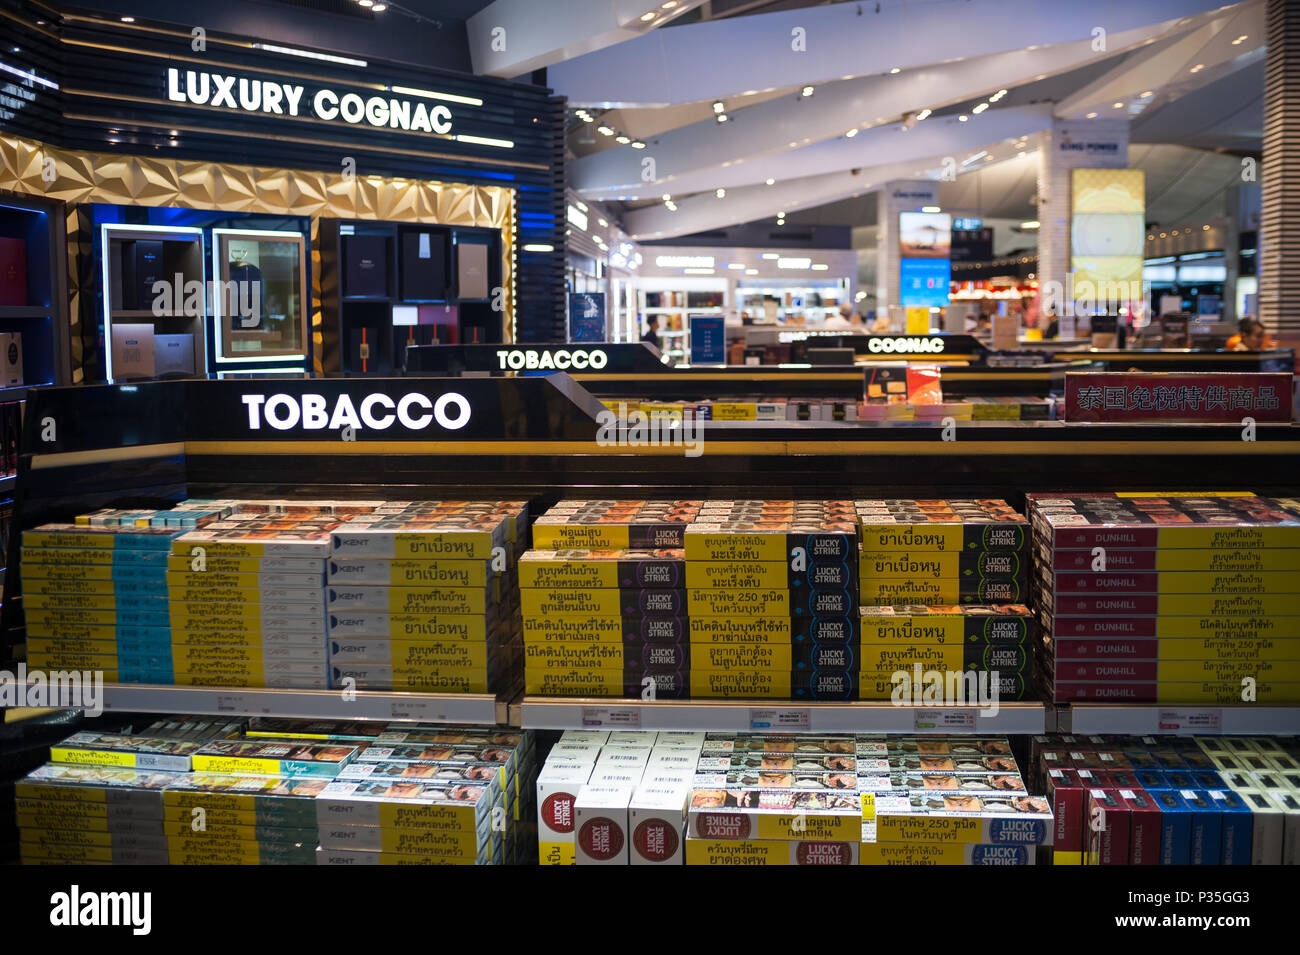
166, 68, 456, 134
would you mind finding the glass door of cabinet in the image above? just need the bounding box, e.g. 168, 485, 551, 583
212, 229, 308, 363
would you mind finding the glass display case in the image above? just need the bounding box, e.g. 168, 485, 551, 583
211, 228, 308, 363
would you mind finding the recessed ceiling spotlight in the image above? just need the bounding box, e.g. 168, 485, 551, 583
120, 15, 135, 21
631, 141, 646, 148
916, 108, 931, 120
640, 12, 655, 21
716, 188, 726, 198
845, 128, 858, 138
615, 135, 630, 143
972, 103, 989, 114
713, 101, 725, 113
889, 67, 900, 74
1190, 63, 1204, 73
801, 86, 814, 97
1086, 111, 1098, 118
597, 126, 614, 135
716, 113, 729, 123
958, 115, 968, 122
1232, 34, 1247, 44
765, 178, 775, 185
1140, 90, 1153, 98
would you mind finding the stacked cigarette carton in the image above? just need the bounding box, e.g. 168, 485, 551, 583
537, 730, 703, 865
21, 508, 223, 684
325, 501, 529, 694
855, 500, 1032, 701
1028, 493, 1300, 703
168, 503, 343, 689
686, 501, 859, 701
16, 716, 240, 864
522, 501, 699, 699
682, 733, 1049, 866
315, 726, 535, 865
17, 718, 536, 866
1031, 734, 1300, 865
859, 736, 1050, 865
686, 734, 863, 865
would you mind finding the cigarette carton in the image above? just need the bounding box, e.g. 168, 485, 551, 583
574, 784, 635, 865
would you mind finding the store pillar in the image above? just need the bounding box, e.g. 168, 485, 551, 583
1033, 118, 1129, 332
1260, 0, 1300, 357
876, 180, 938, 330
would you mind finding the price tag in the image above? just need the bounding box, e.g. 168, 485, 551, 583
860, 793, 876, 822
389, 697, 449, 722
581, 706, 641, 728
913, 708, 977, 731
1157, 708, 1222, 732
748, 707, 810, 731
214, 694, 247, 714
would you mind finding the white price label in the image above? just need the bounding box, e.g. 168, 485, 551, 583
389, 698, 448, 722
1157, 708, 1222, 732
749, 707, 811, 731
581, 706, 641, 728
913, 709, 977, 731
214, 694, 247, 714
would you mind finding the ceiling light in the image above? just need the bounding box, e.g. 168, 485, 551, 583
640, 12, 656, 21
662, 0, 678, 7
665, 201, 677, 211
958, 115, 968, 122
597, 126, 614, 135
727, 263, 745, 270
615, 135, 630, 143
254, 43, 367, 67
801, 86, 814, 97
745, 269, 759, 275
922, 206, 941, 213
580, 114, 593, 122
597, 218, 607, 227
760, 253, 779, 260
389, 85, 482, 105
716, 113, 729, 123
372, 2, 387, 8
713, 101, 725, 113
811, 264, 829, 271
120, 16, 135, 22
1086, 111, 1098, 118
715, 188, 726, 198
889, 67, 900, 74
359, 0, 373, 7
522, 244, 554, 252
1232, 34, 1247, 44
845, 128, 858, 138
765, 178, 775, 186
631, 141, 646, 148
916, 108, 931, 121
1020, 221, 1040, 229
1203, 224, 1211, 230
972, 103, 989, 114
1140, 91, 1153, 98
662, 194, 672, 201
1190, 63, 1204, 73
1113, 102, 1124, 108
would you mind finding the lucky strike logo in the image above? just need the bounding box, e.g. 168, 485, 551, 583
796, 842, 853, 865
632, 819, 679, 863
578, 816, 624, 861
540, 792, 576, 833
699, 812, 751, 839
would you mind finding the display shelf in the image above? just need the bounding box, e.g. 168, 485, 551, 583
516, 697, 1047, 734
0, 306, 51, 320
1059, 704, 1300, 736
14, 680, 510, 725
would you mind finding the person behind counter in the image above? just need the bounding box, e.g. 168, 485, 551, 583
1227, 316, 1269, 351
823, 304, 863, 330
641, 315, 662, 350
